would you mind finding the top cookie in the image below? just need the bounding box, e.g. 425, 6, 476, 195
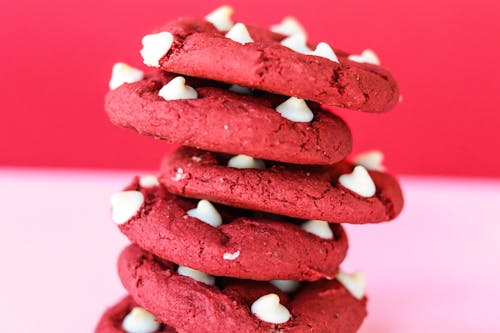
139, 14, 399, 113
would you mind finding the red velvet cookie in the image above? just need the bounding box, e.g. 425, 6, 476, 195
159, 147, 404, 224
95, 296, 176, 333
105, 71, 352, 165
141, 17, 399, 113
112, 177, 348, 281
118, 244, 367, 333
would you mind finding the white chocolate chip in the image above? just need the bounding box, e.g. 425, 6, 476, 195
225, 23, 254, 44
205, 5, 234, 31
229, 84, 252, 95
301, 220, 333, 239
348, 49, 381, 65
336, 271, 366, 300
338, 166, 376, 197
280, 33, 311, 54
109, 62, 144, 90
110, 191, 144, 224
191, 156, 202, 162
309, 42, 339, 63
122, 307, 160, 333
139, 174, 159, 188
251, 293, 291, 324
270, 17, 307, 37
353, 150, 386, 172
223, 250, 240, 260
187, 200, 222, 227
223, 125, 229, 130
171, 168, 186, 182
177, 266, 215, 285
140, 32, 174, 67
270, 280, 300, 293
158, 76, 198, 101
227, 154, 265, 170
275, 97, 314, 122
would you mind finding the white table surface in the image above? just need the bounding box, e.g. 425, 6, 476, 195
0, 169, 499, 332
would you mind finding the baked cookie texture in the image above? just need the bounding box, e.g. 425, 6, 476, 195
118, 244, 367, 333
160, 147, 403, 223
116, 177, 348, 281
105, 71, 352, 165
97, 6, 405, 332
152, 18, 399, 113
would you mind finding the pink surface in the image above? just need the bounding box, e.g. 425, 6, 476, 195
0, 169, 499, 332
1, 0, 500, 177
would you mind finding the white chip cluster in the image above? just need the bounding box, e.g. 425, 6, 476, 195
109, 62, 144, 90
270, 17, 307, 37
138, 174, 159, 188
275, 97, 314, 122
225, 23, 254, 44
353, 150, 386, 172
348, 49, 381, 65
251, 293, 291, 324
110, 191, 144, 225
336, 271, 366, 300
338, 166, 376, 197
227, 154, 265, 170
280, 33, 339, 63
140, 32, 174, 67
158, 76, 198, 101
310, 42, 339, 63
187, 199, 222, 227
177, 266, 216, 285
205, 5, 234, 31
280, 34, 311, 54
171, 167, 186, 182
223, 250, 240, 260
270, 280, 300, 293
228, 84, 252, 95
301, 220, 333, 239
122, 307, 160, 333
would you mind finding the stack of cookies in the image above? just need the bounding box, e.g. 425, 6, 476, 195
96, 6, 403, 333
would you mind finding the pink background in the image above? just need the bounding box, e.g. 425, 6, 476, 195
1, 0, 499, 177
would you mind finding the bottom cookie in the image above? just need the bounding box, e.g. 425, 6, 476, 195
118, 244, 367, 333
94, 295, 176, 333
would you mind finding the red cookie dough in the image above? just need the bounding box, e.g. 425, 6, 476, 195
105, 71, 352, 165
95, 296, 176, 333
160, 147, 404, 224
118, 245, 367, 333
149, 18, 399, 113
117, 177, 348, 281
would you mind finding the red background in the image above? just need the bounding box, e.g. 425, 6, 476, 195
1, 0, 499, 177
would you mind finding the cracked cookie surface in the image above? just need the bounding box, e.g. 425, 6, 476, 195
116, 177, 348, 281
160, 147, 404, 224
118, 245, 367, 333
149, 18, 399, 113
105, 71, 352, 165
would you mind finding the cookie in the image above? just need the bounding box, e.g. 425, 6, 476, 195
118, 244, 367, 333
95, 296, 176, 333
159, 147, 404, 224
111, 176, 348, 281
140, 17, 399, 113
105, 70, 352, 165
